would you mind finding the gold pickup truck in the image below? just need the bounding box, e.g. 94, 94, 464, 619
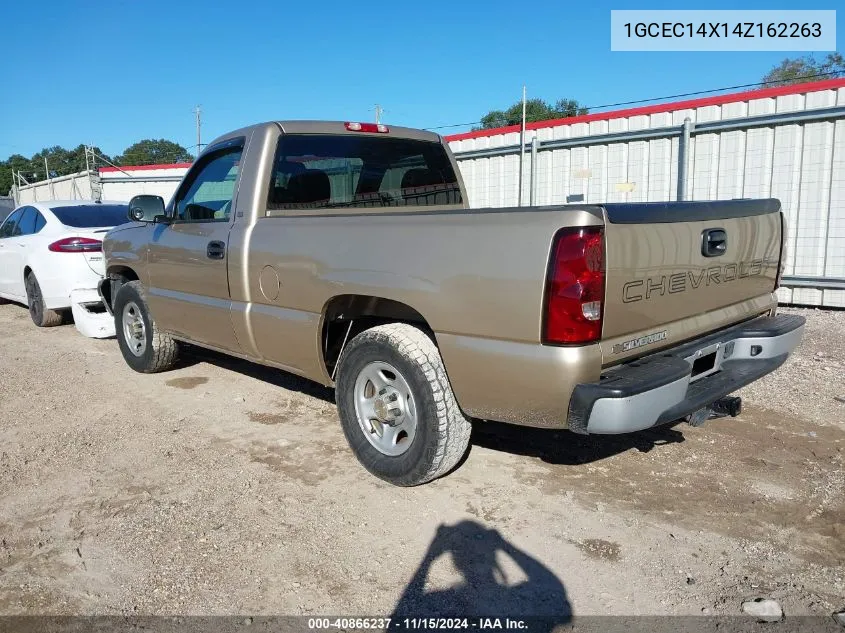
99, 120, 805, 486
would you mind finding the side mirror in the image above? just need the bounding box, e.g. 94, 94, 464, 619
128, 195, 166, 223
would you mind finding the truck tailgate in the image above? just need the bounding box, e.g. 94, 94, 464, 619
601, 199, 782, 355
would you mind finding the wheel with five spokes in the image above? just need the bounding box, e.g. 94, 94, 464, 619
336, 323, 472, 486
113, 280, 179, 373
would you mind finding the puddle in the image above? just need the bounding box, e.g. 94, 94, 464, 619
165, 377, 209, 390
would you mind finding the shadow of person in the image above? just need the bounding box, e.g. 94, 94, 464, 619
391, 521, 571, 631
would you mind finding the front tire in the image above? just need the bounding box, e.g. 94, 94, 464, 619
25, 272, 63, 327
113, 280, 179, 373
335, 323, 472, 486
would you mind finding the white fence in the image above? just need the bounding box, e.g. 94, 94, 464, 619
13, 171, 95, 202
447, 79, 845, 308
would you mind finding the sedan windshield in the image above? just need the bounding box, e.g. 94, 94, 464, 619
51, 204, 128, 228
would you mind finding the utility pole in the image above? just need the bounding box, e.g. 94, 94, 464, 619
518, 84, 527, 206
194, 105, 202, 157
374, 104, 383, 124
44, 157, 56, 199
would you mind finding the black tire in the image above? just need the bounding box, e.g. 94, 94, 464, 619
24, 272, 63, 327
113, 280, 179, 373
335, 323, 472, 486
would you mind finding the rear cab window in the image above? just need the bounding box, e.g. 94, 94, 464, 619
266, 134, 462, 213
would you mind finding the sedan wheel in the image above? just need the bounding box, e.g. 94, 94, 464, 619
24, 273, 63, 327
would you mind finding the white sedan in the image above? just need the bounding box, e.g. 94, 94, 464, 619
0, 200, 129, 337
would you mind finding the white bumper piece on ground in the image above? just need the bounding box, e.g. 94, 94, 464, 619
70, 289, 115, 338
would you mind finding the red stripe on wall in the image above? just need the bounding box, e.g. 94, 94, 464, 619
444, 77, 845, 142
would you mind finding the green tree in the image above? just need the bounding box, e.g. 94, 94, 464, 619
65, 144, 111, 173
761, 53, 845, 87
115, 139, 193, 166
0, 145, 112, 194
29, 146, 73, 179
476, 98, 588, 130
0, 154, 34, 194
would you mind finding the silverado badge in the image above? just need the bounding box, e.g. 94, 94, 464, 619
612, 330, 668, 355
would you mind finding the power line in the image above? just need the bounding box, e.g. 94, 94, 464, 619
87, 148, 134, 177
194, 105, 202, 157
424, 69, 845, 131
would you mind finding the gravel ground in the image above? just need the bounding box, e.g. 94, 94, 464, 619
739, 307, 845, 428
0, 303, 843, 620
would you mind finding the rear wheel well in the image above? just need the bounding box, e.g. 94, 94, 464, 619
321, 295, 432, 379
103, 267, 140, 311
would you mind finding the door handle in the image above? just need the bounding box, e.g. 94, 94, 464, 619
206, 240, 226, 260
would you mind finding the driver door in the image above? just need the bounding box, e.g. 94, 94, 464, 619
145, 140, 243, 352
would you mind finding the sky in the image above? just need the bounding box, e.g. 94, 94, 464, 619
0, 0, 841, 161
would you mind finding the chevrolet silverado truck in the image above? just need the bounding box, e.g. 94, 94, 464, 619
99, 120, 805, 486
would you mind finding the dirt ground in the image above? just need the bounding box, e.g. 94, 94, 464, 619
0, 303, 843, 620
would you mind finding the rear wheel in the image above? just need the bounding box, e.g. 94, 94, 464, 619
113, 280, 179, 373
335, 323, 472, 486
24, 272, 63, 327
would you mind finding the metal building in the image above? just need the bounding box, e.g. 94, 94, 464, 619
96, 164, 189, 201
446, 78, 845, 308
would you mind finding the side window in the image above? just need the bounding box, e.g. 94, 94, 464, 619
33, 211, 46, 233
0, 209, 24, 238
17, 207, 37, 236
174, 147, 242, 223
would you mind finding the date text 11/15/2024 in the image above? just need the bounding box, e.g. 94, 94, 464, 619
308, 617, 531, 630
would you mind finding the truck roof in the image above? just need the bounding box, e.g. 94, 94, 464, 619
204, 121, 442, 154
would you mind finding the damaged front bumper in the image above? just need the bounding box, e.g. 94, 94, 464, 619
70, 288, 115, 339
567, 314, 806, 434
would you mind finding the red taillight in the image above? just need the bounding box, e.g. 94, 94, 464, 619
345, 121, 389, 133
543, 227, 605, 345
48, 237, 102, 253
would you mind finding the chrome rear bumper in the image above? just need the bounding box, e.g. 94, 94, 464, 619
567, 314, 805, 434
